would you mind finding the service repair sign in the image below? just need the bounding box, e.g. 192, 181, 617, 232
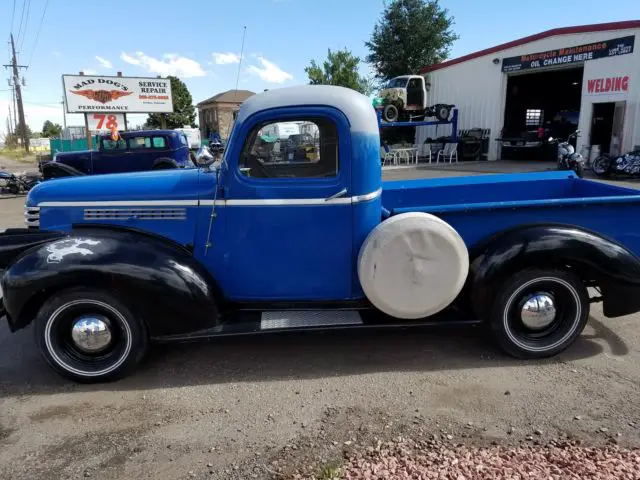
502, 35, 635, 73
62, 75, 173, 113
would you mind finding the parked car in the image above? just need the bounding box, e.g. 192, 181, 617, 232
3, 85, 640, 383
375, 74, 454, 123
41, 130, 193, 179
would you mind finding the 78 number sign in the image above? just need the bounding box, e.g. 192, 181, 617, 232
88, 113, 125, 132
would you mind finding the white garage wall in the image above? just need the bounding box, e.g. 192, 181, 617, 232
418, 27, 640, 160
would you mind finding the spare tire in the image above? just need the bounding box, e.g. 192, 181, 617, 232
358, 212, 469, 319
434, 104, 451, 122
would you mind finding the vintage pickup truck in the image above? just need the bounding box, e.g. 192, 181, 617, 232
2, 85, 640, 382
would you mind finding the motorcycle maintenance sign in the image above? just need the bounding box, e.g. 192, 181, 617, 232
501, 35, 635, 73
62, 75, 173, 113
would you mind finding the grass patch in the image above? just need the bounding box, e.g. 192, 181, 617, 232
0, 148, 38, 164
315, 461, 342, 480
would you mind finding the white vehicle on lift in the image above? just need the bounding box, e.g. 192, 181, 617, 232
376, 75, 454, 123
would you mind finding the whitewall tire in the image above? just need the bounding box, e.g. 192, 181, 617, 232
489, 268, 589, 359
34, 288, 147, 383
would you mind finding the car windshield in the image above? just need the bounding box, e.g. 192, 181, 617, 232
385, 77, 408, 89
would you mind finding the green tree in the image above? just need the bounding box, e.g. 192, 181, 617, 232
15, 121, 32, 140
366, 0, 459, 81
145, 76, 197, 129
305, 48, 373, 95
42, 120, 63, 138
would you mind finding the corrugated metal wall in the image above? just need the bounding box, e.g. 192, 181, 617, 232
418, 28, 640, 160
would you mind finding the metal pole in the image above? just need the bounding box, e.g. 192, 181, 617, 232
9, 34, 29, 152
79, 71, 92, 149
123, 113, 128, 131
234, 26, 247, 96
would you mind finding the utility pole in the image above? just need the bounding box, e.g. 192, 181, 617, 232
12, 87, 18, 133
3, 34, 29, 152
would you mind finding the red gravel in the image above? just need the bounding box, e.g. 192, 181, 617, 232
299, 438, 640, 480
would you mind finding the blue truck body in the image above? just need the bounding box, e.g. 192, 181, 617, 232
2, 85, 640, 382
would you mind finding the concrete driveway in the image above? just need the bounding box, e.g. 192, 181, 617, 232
1, 164, 640, 479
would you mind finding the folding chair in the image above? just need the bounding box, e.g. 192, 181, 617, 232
437, 142, 459, 164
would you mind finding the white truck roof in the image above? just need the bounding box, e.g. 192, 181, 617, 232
237, 85, 379, 135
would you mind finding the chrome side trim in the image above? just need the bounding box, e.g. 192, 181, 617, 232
36, 188, 383, 208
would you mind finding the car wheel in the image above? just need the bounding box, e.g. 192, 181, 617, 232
383, 104, 399, 123
34, 288, 148, 383
489, 268, 589, 359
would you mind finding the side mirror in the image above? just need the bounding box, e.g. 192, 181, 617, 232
195, 146, 216, 167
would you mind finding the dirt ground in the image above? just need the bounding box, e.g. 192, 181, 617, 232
1, 158, 640, 479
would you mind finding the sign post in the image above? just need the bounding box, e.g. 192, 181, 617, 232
84, 113, 92, 149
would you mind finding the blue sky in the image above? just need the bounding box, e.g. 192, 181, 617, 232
1, 0, 639, 132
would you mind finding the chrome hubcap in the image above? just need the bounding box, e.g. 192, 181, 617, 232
520, 293, 556, 330
70, 315, 112, 353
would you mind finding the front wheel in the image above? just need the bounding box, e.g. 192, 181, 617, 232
383, 104, 400, 123
34, 288, 148, 383
488, 268, 589, 359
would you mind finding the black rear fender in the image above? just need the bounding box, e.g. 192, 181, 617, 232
1, 228, 222, 335
469, 224, 640, 319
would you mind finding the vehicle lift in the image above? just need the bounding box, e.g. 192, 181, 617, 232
376, 108, 459, 143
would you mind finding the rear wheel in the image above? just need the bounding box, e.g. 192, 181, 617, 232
34, 288, 148, 383
434, 104, 451, 122
488, 268, 589, 359
592, 155, 611, 177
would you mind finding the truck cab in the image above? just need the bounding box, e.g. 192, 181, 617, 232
376, 74, 453, 123
4, 85, 640, 383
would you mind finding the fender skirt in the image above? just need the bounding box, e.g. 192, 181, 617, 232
1, 227, 221, 336
470, 224, 640, 318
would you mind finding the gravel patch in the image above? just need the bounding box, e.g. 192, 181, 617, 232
292, 437, 640, 479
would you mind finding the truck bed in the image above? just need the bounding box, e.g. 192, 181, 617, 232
382, 171, 640, 256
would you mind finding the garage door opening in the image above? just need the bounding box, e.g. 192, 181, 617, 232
500, 67, 583, 160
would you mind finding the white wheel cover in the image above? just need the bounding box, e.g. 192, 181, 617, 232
358, 212, 469, 319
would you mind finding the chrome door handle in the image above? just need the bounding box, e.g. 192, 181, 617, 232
325, 188, 348, 202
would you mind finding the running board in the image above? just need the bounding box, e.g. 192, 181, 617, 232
151, 310, 481, 343
260, 310, 362, 330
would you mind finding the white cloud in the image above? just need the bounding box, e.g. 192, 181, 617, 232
120, 52, 141, 66
95, 55, 113, 69
212, 52, 241, 65
81, 69, 98, 75
120, 51, 205, 77
247, 57, 292, 83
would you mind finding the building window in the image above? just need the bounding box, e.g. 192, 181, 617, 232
239, 118, 337, 179
525, 109, 543, 126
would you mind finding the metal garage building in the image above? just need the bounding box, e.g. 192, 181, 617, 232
416, 21, 640, 161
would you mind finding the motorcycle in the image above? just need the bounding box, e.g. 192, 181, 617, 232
0, 170, 41, 195
591, 149, 640, 178
549, 130, 585, 178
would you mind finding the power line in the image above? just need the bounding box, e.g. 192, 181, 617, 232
10, 0, 17, 33
27, 0, 48, 66
19, 0, 31, 52
16, 0, 28, 45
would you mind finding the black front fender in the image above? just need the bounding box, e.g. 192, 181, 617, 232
470, 224, 640, 318
2, 227, 221, 336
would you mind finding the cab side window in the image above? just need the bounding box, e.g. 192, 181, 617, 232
128, 137, 152, 149
239, 118, 338, 178
102, 138, 126, 150
153, 137, 167, 148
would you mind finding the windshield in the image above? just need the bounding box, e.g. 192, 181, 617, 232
385, 77, 408, 89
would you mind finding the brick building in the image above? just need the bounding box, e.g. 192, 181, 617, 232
197, 89, 255, 140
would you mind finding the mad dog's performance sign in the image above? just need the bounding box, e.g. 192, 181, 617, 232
502, 35, 635, 73
62, 75, 174, 113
